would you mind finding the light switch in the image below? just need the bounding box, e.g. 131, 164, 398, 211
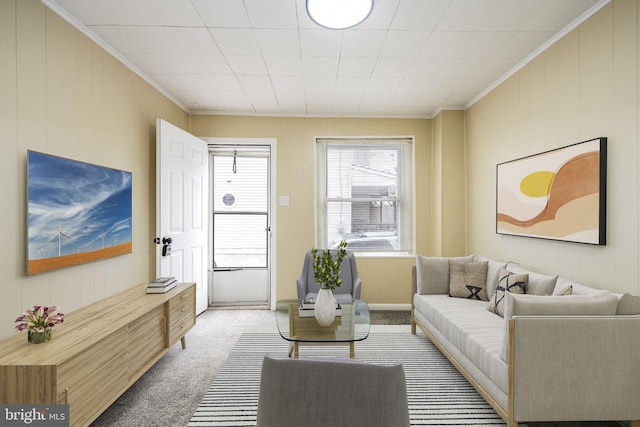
279, 195, 290, 207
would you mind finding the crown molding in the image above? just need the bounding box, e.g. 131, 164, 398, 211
190, 110, 431, 119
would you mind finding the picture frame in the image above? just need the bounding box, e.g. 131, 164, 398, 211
496, 137, 606, 245
27, 151, 133, 274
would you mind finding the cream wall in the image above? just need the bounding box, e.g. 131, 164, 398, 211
432, 110, 466, 257
190, 115, 433, 306
465, 0, 640, 295
0, 0, 188, 339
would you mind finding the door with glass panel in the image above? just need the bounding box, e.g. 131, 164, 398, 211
210, 145, 271, 305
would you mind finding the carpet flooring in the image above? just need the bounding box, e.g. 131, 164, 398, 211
90, 308, 627, 427
189, 331, 505, 426
369, 309, 412, 325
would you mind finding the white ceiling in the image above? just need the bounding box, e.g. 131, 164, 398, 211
44, 0, 607, 118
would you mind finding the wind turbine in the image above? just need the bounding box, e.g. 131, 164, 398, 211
54, 219, 72, 256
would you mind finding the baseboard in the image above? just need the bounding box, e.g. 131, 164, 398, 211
368, 303, 411, 311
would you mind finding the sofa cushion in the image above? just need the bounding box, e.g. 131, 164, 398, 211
415, 254, 474, 294
553, 284, 573, 296
474, 255, 506, 300
487, 268, 528, 317
504, 290, 619, 320
449, 260, 489, 301
501, 290, 620, 361
506, 263, 557, 295
413, 294, 508, 394
616, 293, 640, 315
554, 276, 602, 296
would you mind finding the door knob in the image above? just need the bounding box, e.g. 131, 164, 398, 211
161, 237, 173, 256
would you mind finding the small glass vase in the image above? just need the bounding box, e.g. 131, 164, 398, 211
314, 287, 337, 327
28, 329, 52, 344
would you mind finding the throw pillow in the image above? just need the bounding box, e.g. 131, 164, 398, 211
448, 260, 489, 300
506, 263, 557, 295
487, 268, 528, 317
415, 254, 474, 294
554, 276, 602, 296
474, 255, 506, 301
552, 284, 573, 296
616, 293, 640, 315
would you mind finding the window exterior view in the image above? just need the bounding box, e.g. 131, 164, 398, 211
317, 138, 414, 254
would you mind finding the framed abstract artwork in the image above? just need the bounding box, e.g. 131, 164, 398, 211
496, 137, 606, 245
27, 151, 133, 274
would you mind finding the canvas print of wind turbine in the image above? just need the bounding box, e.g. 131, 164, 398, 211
27, 150, 133, 274
496, 137, 607, 245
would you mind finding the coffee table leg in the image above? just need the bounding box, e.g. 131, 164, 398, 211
294, 342, 299, 359
349, 342, 354, 358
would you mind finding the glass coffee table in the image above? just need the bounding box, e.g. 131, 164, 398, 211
275, 299, 370, 358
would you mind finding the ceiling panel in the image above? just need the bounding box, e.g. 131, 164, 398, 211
302, 57, 340, 77
244, 0, 298, 28
299, 30, 343, 57
390, 0, 453, 31
236, 75, 273, 92
191, 0, 251, 28
437, 0, 504, 31
226, 56, 269, 76
379, 31, 431, 57
338, 57, 377, 77
46, 0, 608, 117
254, 29, 301, 56
482, 0, 555, 31
208, 28, 261, 56
139, 0, 203, 26
160, 27, 222, 55
263, 56, 304, 76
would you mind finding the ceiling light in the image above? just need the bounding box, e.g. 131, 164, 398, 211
306, 0, 374, 30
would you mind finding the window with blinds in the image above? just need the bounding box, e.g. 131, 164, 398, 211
316, 137, 415, 255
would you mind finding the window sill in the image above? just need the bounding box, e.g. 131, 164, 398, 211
352, 251, 415, 259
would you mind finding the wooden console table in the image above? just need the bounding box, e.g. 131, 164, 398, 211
0, 282, 196, 427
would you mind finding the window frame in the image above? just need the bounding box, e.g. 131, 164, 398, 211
315, 136, 416, 257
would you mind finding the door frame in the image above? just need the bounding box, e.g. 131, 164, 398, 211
204, 137, 277, 309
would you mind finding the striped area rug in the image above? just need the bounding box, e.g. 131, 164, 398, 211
189, 331, 505, 426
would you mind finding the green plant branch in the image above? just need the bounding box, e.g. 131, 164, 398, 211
311, 240, 348, 291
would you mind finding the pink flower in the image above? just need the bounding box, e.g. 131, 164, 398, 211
15, 305, 65, 333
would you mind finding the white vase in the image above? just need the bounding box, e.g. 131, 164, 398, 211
314, 287, 337, 327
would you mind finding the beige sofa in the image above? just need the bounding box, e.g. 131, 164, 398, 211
411, 254, 640, 427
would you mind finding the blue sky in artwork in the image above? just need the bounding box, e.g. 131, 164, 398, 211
28, 151, 132, 260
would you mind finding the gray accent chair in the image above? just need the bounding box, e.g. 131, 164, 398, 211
296, 249, 362, 304
256, 356, 410, 427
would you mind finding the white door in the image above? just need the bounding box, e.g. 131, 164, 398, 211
208, 142, 273, 306
156, 119, 208, 314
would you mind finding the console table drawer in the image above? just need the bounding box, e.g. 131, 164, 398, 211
127, 305, 166, 379
57, 327, 128, 426
168, 285, 195, 345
